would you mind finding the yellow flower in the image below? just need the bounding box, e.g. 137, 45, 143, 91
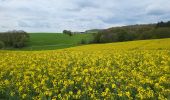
0, 39, 170, 99
77, 90, 81, 95
69, 91, 73, 95
125, 91, 130, 98
118, 92, 123, 97
105, 88, 110, 92
10, 92, 15, 96
88, 87, 93, 91
112, 84, 116, 88
22, 94, 27, 99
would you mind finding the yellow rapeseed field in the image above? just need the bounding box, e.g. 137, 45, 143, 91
0, 38, 170, 100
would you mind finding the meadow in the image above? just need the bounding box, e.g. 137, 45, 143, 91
10, 33, 93, 50
0, 38, 170, 99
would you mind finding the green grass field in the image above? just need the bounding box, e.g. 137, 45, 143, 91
11, 33, 93, 50
6, 33, 170, 51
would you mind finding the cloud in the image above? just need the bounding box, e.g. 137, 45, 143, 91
0, 0, 170, 32
18, 20, 51, 28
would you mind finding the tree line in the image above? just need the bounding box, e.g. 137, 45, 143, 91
91, 21, 170, 43
63, 30, 86, 36
0, 30, 30, 49
63, 30, 73, 36
156, 21, 170, 28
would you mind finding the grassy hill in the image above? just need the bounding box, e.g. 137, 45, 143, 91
16, 33, 93, 50
0, 38, 170, 99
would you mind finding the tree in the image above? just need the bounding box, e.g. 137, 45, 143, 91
156, 21, 170, 28
0, 41, 4, 49
0, 30, 30, 48
63, 30, 73, 36
80, 39, 87, 44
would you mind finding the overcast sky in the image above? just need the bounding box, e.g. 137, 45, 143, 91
0, 0, 170, 32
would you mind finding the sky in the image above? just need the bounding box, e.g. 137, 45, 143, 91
0, 0, 170, 32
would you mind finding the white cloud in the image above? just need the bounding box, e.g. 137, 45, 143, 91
0, 0, 170, 32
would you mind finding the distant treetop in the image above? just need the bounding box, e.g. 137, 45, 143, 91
156, 21, 170, 28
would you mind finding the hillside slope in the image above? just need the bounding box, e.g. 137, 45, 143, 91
23, 33, 93, 50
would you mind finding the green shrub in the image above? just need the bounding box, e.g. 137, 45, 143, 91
0, 30, 29, 48
63, 30, 73, 36
80, 39, 87, 44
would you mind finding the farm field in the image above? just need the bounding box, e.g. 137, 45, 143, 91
0, 38, 170, 99
9, 33, 93, 50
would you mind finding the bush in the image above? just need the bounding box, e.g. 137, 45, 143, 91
0, 30, 29, 48
0, 41, 5, 49
80, 39, 87, 44
153, 28, 170, 38
13, 42, 25, 48
63, 30, 73, 36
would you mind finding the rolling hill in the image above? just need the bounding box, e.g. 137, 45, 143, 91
14, 33, 93, 50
